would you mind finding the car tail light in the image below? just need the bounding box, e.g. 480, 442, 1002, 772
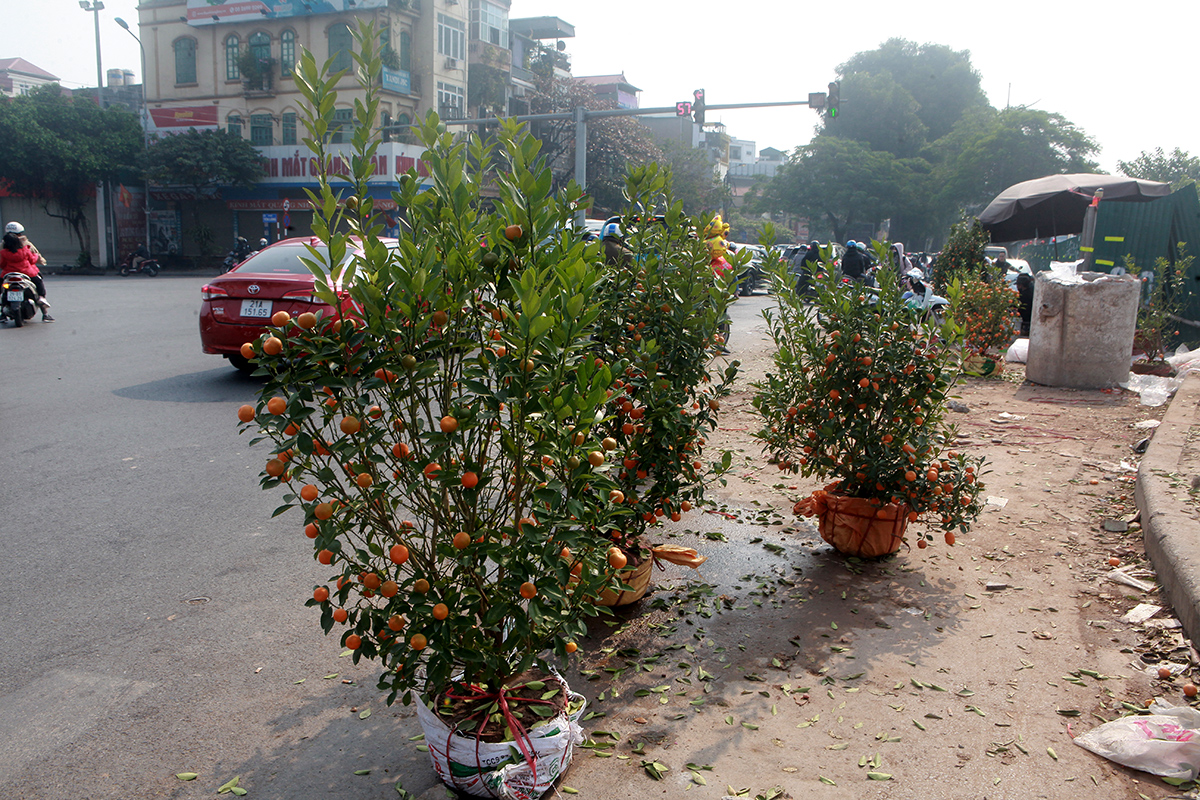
201, 284, 228, 301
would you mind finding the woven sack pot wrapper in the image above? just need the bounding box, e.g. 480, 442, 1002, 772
415, 672, 586, 799
595, 545, 705, 606
795, 485, 910, 558
596, 558, 652, 606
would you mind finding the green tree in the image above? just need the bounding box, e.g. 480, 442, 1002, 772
933, 107, 1099, 218
760, 136, 920, 244
523, 45, 662, 216
0, 84, 142, 262
823, 71, 928, 159
142, 128, 266, 195
1118, 147, 1200, 190
654, 137, 727, 216
836, 39, 989, 144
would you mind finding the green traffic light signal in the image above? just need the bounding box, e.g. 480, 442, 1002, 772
826, 81, 840, 120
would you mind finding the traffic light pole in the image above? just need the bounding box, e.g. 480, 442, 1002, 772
436, 98, 823, 223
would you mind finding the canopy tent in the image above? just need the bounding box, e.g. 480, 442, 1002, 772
979, 173, 1171, 243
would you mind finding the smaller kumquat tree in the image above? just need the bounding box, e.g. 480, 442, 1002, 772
1130, 245, 1194, 362
587, 166, 739, 564
753, 243, 986, 550
237, 25, 632, 721
947, 276, 1019, 358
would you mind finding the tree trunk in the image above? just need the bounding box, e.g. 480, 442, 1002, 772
43, 201, 92, 265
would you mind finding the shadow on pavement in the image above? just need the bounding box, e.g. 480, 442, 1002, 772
114, 367, 263, 403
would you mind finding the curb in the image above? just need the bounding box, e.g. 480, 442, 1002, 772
1137, 371, 1200, 645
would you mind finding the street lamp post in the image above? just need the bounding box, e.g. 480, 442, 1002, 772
115, 16, 152, 255
81, 0, 110, 268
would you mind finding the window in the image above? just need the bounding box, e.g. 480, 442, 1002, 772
331, 108, 353, 143
282, 112, 297, 145
437, 14, 465, 60
469, 0, 508, 47
399, 31, 411, 71
174, 38, 197, 84
225, 35, 240, 80
228, 114, 243, 138
249, 32, 271, 64
437, 81, 464, 118
280, 31, 296, 77
251, 114, 273, 146
381, 111, 391, 143
329, 23, 353, 74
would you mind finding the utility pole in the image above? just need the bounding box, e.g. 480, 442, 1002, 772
81, 0, 110, 268
116, 16, 151, 255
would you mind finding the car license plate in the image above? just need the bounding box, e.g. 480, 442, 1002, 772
6, 290, 23, 302
240, 299, 272, 318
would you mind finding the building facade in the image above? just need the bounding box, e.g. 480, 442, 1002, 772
0, 58, 60, 97
132, 0, 580, 253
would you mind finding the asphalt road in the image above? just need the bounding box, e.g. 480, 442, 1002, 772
0, 276, 442, 799
0, 278, 775, 799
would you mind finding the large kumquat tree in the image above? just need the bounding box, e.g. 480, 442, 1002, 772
237, 26, 632, 710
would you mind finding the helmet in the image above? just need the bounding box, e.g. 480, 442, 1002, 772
809, 240, 820, 248
856, 242, 867, 252
845, 240, 856, 249
601, 220, 622, 240
5, 222, 24, 234
259, 238, 268, 247
238, 236, 247, 243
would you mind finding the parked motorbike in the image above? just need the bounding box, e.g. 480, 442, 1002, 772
120, 254, 160, 277
0, 272, 39, 327
902, 267, 950, 325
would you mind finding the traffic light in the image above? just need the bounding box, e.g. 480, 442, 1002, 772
692, 88, 705, 126
826, 81, 840, 120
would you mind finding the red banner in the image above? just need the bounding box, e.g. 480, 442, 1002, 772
149, 106, 219, 129
225, 198, 398, 211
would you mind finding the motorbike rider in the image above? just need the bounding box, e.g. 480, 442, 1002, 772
600, 218, 632, 267
1, 230, 53, 321
257, 238, 269, 251
232, 236, 253, 262
801, 240, 822, 269
840, 239, 867, 282
129, 242, 151, 272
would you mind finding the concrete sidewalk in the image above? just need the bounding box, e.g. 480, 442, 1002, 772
1138, 371, 1200, 645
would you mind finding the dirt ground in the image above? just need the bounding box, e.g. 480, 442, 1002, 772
541, 296, 1196, 800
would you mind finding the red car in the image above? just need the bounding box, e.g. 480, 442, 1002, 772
199, 237, 395, 372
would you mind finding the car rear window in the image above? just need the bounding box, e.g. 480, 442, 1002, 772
235, 247, 330, 275
235, 243, 400, 275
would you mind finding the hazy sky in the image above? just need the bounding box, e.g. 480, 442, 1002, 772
21, 0, 1195, 174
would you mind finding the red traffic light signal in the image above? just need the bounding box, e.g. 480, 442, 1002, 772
692, 88, 705, 125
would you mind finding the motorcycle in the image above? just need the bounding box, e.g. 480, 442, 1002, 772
902, 267, 950, 325
0, 272, 39, 327
120, 254, 160, 277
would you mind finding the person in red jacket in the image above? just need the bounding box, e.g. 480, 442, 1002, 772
1, 231, 53, 321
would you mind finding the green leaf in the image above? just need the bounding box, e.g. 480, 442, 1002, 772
217, 775, 241, 793
360, 709, 372, 719
354, 769, 371, 775
867, 772, 893, 780
819, 776, 837, 785
175, 773, 198, 781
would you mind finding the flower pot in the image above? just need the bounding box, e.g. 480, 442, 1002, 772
1131, 361, 1174, 377
797, 489, 910, 558
963, 352, 1003, 377
415, 672, 586, 799
596, 558, 652, 606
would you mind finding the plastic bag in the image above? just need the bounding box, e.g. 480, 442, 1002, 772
415, 673, 586, 799
651, 544, 707, 569
1005, 338, 1029, 363
1074, 700, 1200, 780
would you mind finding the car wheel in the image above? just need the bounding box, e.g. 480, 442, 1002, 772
228, 353, 257, 375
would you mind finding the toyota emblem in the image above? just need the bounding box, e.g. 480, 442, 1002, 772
247, 284, 261, 294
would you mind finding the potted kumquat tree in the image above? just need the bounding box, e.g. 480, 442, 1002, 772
753, 244, 986, 558
947, 277, 1019, 376
236, 27, 637, 797
585, 169, 739, 604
